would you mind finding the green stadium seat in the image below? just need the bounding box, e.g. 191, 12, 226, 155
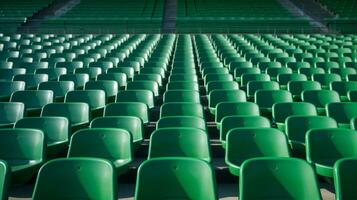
348, 90, 357, 102
327, 102, 357, 128
38, 81, 75, 102
204, 73, 233, 86
127, 81, 159, 97
225, 128, 290, 176
312, 73, 342, 89
206, 81, 239, 94
298, 67, 325, 79
13, 74, 48, 90
104, 102, 149, 124
116, 90, 154, 109
330, 68, 357, 81
59, 74, 89, 89
97, 73, 127, 88
234, 67, 260, 82
160, 103, 204, 119
166, 81, 199, 91
134, 74, 162, 87
75, 67, 102, 80
302, 90, 340, 115
0, 128, 45, 184
171, 74, 198, 82
266, 67, 292, 81
65, 90, 106, 117
148, 128, 211, 162
306, 128, 357, 177
255, 90, 293, 117
89, 61, 113, 72
140, 67, 166, 78
277, 73, 307, 88
156, 116, 206, 131
14, 117, 69, 156
331, 81, 357, 102
56, 61, 84, 73
0, 102, 24, 128
215, 102, 260, 128
287, 62, 310, 72
0, 160, 9, 200
240, 158, 322, 200
334, 158, 357, 200
107, 67, 135, 80
241, 74, 270, 89
229, 61, 253, 73
163, 90, 200, 103
11, 90, 54, 116
287, 81, 321, 100
247, 81, 279, 99
84, 80, 118, 102
90, 116, 143, 147
35, 68, 67, 81
208, 89, 246, 114
0, 81, 25, 102
135, 158, 217, 200
68, 128, 132, 176
32, 158, 117, 200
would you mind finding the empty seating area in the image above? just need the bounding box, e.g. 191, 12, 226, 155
0, 33, 356, 199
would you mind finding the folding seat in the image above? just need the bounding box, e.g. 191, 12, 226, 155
240, 158, 322, 200
228, 61, 252, 73
156, 116, 206, 131
68, 128, 132, 176
160, 103, 204, 119
148, 128, 210, 162
0, 128, 45, 184
166, 81, 199, 91
38, 81, 74, 102
97, 72, 127, 88
315, 61, 339, 72
307, 128, 357, 177
347, 74, 357, 81
134, 74, 162, 87
287, 80, 321, 100
215, 102, 260, 127
255, 90, 293, 117
90, 116, 143, 147
65, 90, 106, 117
11, 90, 54, 116
135, 158, 217, 200
331, 81, 357, 101
13, 74, 48, 90
104, 102, 149, 124
327, 102, 357, 128
56, 61, 83, 73
75, 67, 102, 80
225, 128, 290, 176
220, 116, 270, 148
330, 68, 357, 80
32, 158, 117, 200
286, 62, 310, 72
0, 81, 25, 102
41, 103, 90, 132
204, 73, 233, 86
241, 74, 270, 89
59, 74, 89, 89
15, 117, 69, 156
107, 67, 134, 80
206, 81, 239, 95
163, 90, 200, 103
0, 102, 24, 128
303, 57, 325, 67
208, 89, 246, 114
348, 90, 357, 102
84, 80, 118, 102
277, 73, 307, 89
116, 90, 154, 109
0, 61, 12, 69
247, 81, 279, 100
234, 67, 260, 82
302, 90, 340, 115
298, 67, 325, 80
286, 116, 337, 153
334, 158, 357, 200
312, 73, 342, 89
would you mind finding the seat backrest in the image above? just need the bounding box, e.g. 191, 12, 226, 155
287, 81, 321, 97
38, 81, 75, 99
272, 102, 317, 124
209, 89, 246, 109
160, 103, 204, 119
41, 103, 90, 126
247, 81, 279, 97
255, 90, 293, 109
0, 81, 25, 99
327, 102, 357, 126
84, 80, 118, 98
126, 81, 159, 96
0, 102, 24, 126
135, 158, 217, 200
32, 158, 117, 200
164, 90, 201, 103
65, 90, 106, 110
302, 89, 340, 108
0, 160, 9, 200
11, 90, 54, 110
104, 102, 149, 123
215, 102, 260, 123
116, 90, 154, 109
157, 116, 206, 131
334, 158, 357, 200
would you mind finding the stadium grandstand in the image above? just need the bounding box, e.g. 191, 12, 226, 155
0, 0, 357, 199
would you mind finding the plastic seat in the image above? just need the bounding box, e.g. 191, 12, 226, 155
163, 90, 200, 103
206, 81, 239, 94
277, 73, 307, 88
287, 81, 321, 100
240, 158, 322, 200
32, 158, 117, 200
90, 116, 143, 147
59, 74, 89, 89
312, 73, 342, 89
135, 158, 217, 200
247, 81, 279, 99
255, 90, 293, 117
15, 117, 69, 156
241, 74, 270, 89
234, 67, 260, 82
38, 81, 74, 102
334, 158, 357, 200
220, 116, 270, 148
35, 68, 66, 81
348, 90, 357, 102
68, 128, 132, 176
41, 103, 90, 131
302, 90, 340, 115
0, 128, 45, 184
166, 81, 199, 91
331, 81, 357, 101
140, 67, 166, 78
272, 102, 317, 131
0, 160, 9, 200
286, 116, 337, 153
229, 61, 253, 72
0, 102, 24, 128
65, 90, 106, 117
266, 67, 292, 81
134, 74, 162, 87
204, 74, 233, 86
75, 67, 102, 80
327, 102, 357, 128
127, 81, 159, 97
156, 116, 206, 131
116, 90, 154, 109
225, 128, 290, 176
148, 128, 211, 162
56, 61, 83, 73
13, 74, 48, 90
84, 80, 118, 102
160, 103, 204, 119
0, 81, 25, 102
208, 89, 246, 114
11, 90, 54, 116
258, 61, 282, 72
215, 102, 260, 128
307, 128, 357, 177
104, 102, 149, 124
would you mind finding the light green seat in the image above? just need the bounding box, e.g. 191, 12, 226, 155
75, 67, 102, 80
0, 102, 24, 128
65, 90, 106, 117
247, 81, 279, 99
312, 73, 342, 89
215, 102, 260, 128
255, 90, 293, 117
166, 81, 199, 91
206, 81, 239, 94
11, 90, 54, 116
302, 89, 340, 115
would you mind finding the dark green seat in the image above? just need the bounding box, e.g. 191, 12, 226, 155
127, 81, 159, 97
38, 81, 75, 102
331, 81, 357, 102
277, 73, 307, 88
35, 68, 67, 81
148, 128, 211, 162
302, 90, 340, 115
166, 81, 199, 91
134, 74, 162, 87
287, 81, 321, 100
312, 73, 342, 89
157, 116, 206, 131
84, 80, 118, 102
15, 117, 69, 156
0, 102, 24, 128
97, 73, 127, 88
0, 68, 26, 81
255, 90, 293, 117
0, 128, 45, 184
327, 102, 357, 128
215, 102, 260, 128
56, 61, 83, 73
171, 74, 198, 82
0, 81, 25, 102
89, 61, 113, 72
32, 158, 117, 200
65, 90, 106, 117
208, 89, 246, 114
116, 90, 154, 109
68, 128, 132, 176
234, 67, 260, 82
160, 103, 204, 119
163, 90, 200, 103
229, 61, 253, 72
240, 158, 322, 200
107, 67, 134, 80
266, 67, 292, 81
298, 67, 325, 80
75, 67, 102, 80
13, 74, 48, 90
0, 160, 9, 200
241, 74, 270, 89
206, 81, 239, 94
104, 102, 149, 124
11, 90, 54, 116
334, 158, 357, 200
90, 116, 143, 147
307, 128, 357, 177
349, 90, 357, 102
59, 74, 89, 89
140, 67, 166, 78
247, 81, 279, 99
225, 128, 290, 176
135, 158, 217, 200
204, 73, 233, 86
